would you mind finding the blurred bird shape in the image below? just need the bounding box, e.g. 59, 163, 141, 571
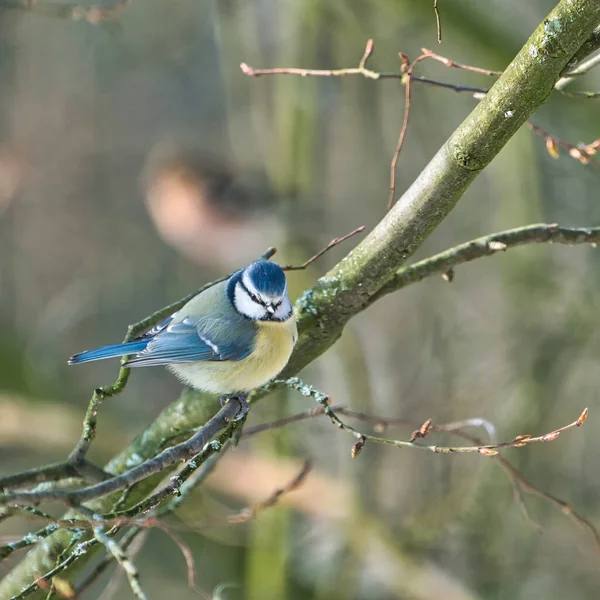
143, 144, 284, 270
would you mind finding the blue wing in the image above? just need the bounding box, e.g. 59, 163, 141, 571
68, 339, 150, 364
123, 316, 256, 367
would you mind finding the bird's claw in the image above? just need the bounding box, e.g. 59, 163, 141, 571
220, 394, 249, 421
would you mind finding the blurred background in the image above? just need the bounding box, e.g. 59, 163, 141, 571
1, 0, 599, 598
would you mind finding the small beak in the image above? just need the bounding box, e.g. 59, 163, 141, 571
265, 304, 275, 315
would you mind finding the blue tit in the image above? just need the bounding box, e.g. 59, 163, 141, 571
68, 260, 297, 417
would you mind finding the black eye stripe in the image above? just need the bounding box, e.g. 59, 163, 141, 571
239, 281, 265, 306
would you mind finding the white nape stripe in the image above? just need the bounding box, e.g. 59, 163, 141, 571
242, 271, 262, 300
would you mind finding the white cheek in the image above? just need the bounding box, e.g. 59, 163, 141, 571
235, 284, 267, 320
275, 296, 292, 320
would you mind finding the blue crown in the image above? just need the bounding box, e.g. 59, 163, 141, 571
246, 261, 287, 296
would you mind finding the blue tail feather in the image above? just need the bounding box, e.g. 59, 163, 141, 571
68, 340, 149, 365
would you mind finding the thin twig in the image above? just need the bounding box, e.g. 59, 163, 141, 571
0, 461, 107, 493
240, 403, 600, 553
0, 402, 240, 507
159, 444, 232, 516
420, 47, 503, 76
411, 75, 488, 97
227, 461, 313, 524
433, 0, 442, 43
242, 55, 491, 100
507, 468, 544, 532
0, 505, 60, 525
361, 411, 600, 554
242, 405, 333, 436
241, 63, 386, 80
155, 524, 199, 591
43, 530, 86, 600
556, 48, 600, 89
242, 41, 597, 180
241, 43, 503, 81
8, 538, 99, 600
359, 38, 374, 70
388, 53, 429, 209
242, 60, 491, 96
1, 523, 62, 562
447, 428, 600, 555
558, 88, 600, 99
74, 527, 145, 598
373, 223, 600, 303
281, 226, 366, 271
147, 526, 212, 600
525, 122, 599, 165
93, 526, 147, 600
498, 456, 600, 555
97, 529, 149, 600
156, 459, 313, 534
562, 26, 600, 75
276, 377, 588, 455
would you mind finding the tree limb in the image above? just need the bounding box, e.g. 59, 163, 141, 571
0, 401, 239, 507
371, 223, 600, 303
284, 0, 600, 376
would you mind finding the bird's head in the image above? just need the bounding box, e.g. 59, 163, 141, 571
229, 260, 292, 321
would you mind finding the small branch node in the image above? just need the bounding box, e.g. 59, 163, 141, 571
488, 240, 508, 251
351, 436, 367, 458
478, 448, 499, 456
411, 418, 433, 441
441, 268, 454, 282
577, 407, 589, 426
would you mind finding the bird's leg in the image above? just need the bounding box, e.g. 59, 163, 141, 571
220, 393, 249, 421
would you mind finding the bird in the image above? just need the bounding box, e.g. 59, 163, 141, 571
68, 260, 297, 418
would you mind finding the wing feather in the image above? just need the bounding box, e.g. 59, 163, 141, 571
123, 315, 255, 367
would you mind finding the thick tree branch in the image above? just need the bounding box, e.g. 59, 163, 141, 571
284, 0, 600, 376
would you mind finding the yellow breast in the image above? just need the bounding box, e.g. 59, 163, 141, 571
168, 317, 297, 395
